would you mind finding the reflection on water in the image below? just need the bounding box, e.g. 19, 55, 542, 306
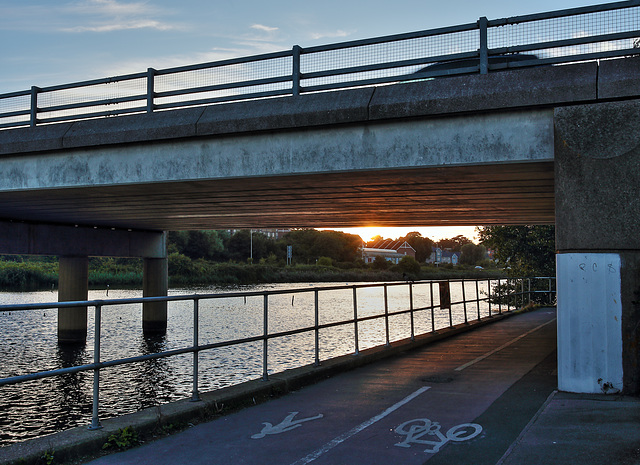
51, 343, 92, 433
0, 281, 497, 447
133, 334, 176, 409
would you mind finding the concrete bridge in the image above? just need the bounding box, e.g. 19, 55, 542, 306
1, 53, 640, 397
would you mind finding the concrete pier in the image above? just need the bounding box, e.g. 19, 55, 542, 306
142, 257, 168, 334
555, 100, 640, 395
57, 256, 89, 343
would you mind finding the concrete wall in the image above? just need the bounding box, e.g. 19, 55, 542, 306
555, 99, 640, 395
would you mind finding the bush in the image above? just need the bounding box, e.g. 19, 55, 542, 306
316, 257, 333, 267
398, 256, 420, 274
372, 256, 390, 270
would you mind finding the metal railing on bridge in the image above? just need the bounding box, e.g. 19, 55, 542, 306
0, 277, 556, 433
0, 1, 639, 129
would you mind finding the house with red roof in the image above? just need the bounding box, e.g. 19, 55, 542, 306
362, 239, 416, 264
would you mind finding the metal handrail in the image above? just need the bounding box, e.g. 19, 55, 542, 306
1, 1, 638, 129
0, 277, 556, 432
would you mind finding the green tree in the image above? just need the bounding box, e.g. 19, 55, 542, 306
477, 225, 555, 276
403, 231, 435, 263
168, 230, 224, 260
398, 255, 420, 274
372, 255, 390, 270
279, 229, 362, 264
437, 235, 472, 252
460, 243, 487, 266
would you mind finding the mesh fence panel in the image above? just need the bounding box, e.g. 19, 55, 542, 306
37, 77, 147, 122
0, 94, 30, 127
488, 6, 640, 57
301, 29, 478, 88
155, 56, 292, 108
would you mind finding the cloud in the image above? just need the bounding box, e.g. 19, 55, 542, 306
62, 19, 174, 33
59, 0, 178, 33
251, 24, 279, 33
0, 0, 178, 34
309, 29, 353, 41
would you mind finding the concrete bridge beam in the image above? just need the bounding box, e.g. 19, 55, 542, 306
555, 100, 640, 395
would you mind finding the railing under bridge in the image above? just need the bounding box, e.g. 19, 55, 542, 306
0, 1, 639, 129
0, 277, 556, 434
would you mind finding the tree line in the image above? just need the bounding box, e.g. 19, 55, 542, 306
168, 226, 555, 276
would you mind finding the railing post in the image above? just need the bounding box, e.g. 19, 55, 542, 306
430, 281, 435, 332
314, 290, 320, 366
478, 16, 489, 74
352, 286, 359, 355
521, 279, 525, 308
476, 279, 480, 320
30, 86, 40, 128
263, 293, 269, 381
147, 68, 156, 113
488, 279, 492, 317
448, 279, 453, 327
409, 283, 415, 341
89, 304, 102, 430
462, 280, 468, 324
191, 298, 201, 402
384, 284, 390, 347
292, 45, 301, 96
528, 278, 532, 306
498, 278, 502, 314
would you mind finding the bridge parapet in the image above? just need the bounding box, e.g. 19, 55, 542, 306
3, 58, 640, 157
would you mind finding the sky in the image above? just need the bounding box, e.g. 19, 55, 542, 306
0, 0, 606, 243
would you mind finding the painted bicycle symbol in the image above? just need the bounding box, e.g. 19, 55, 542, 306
251, 412, 323, 439
394, 418, 482, 454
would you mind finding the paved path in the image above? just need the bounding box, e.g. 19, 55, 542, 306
85, 308, 558, 465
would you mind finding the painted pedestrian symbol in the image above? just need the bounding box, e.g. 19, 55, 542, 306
394, 418, 482, 454
251, 412, 324, 439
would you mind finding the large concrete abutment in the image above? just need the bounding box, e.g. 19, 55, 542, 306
555, 100, 640, 395
0, 222, 168, 343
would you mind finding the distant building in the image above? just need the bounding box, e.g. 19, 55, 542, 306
427, 247, 459, 265
362, 239, 416, 264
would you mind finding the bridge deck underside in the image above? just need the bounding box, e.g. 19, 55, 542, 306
0, 162, 554, 231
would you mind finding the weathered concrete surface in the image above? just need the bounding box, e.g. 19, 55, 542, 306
598, 56, 640, 100
555, 100, 640, 250
0, 109, 554, 190
369, 61, 597, 120
197, 87, 375, 135
554, 100, 640, 395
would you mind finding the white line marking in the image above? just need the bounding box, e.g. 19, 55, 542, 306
455, 318, 557, 372
289, 386, 431, 465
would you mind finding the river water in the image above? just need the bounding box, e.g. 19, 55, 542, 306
0, 280, 498, 447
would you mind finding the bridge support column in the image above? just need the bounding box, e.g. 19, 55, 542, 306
143, 257, 168, 334
555, 100, 640, 395
58, 256, 89, 344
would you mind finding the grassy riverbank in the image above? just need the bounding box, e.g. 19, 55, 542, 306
0, 254, 506, 292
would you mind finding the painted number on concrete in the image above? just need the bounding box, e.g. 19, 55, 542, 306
394, 418, 482, 454
252, 412, 323, 439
